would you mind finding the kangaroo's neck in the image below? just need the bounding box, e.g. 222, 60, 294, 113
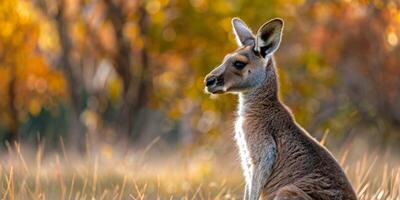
237, 59, 295, 138
239, 59, 283, 115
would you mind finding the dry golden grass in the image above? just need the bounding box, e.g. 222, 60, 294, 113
1, 138, 400, 200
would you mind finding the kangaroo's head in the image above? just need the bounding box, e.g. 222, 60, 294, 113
205, 18, 283, 94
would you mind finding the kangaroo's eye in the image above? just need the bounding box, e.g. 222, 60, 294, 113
233, 61, 246, 70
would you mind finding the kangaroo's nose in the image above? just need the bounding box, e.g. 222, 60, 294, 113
205, 76, 217, 87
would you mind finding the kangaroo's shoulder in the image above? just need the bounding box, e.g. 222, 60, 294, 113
278, 120, 337, 163
270, 122, 357, 197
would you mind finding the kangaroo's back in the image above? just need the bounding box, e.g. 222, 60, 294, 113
263, 113, 357, 199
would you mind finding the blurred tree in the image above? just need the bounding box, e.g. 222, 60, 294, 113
103, 0, 152, 137
32, 0, 86, 147
31, 0, 154, 147
0, 0, 66, 144
289, 0, 400, 145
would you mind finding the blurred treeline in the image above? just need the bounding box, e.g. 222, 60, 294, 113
0, 0, 399, 149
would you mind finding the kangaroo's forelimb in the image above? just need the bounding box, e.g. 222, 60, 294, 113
248, 139, 277, 200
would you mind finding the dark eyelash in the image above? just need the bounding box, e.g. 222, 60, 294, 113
233, 61, 247, 70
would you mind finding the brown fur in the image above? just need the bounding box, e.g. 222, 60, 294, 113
204, 18, 357, 200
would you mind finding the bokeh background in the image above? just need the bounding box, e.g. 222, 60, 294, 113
1, 0, 400, 199
1, 0, 400, 151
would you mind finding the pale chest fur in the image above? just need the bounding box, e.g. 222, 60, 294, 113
235, 95, 277, 186
234, 114, 252, 183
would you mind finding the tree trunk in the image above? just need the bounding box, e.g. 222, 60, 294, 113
104, 1, 151, 139
5, 68, 18, 145
55, 0, 85, 149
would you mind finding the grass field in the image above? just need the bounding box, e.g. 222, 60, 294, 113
1, 138, 399, 200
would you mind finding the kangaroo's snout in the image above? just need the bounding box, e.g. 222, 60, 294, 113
204, 73, 224, 94
205, 76, 217, 87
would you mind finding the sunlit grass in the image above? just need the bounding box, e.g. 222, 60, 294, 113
1, 138, 400, 200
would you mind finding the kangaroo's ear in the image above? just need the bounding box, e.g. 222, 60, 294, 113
255, 18, 283, 58
232, 17, 254, 47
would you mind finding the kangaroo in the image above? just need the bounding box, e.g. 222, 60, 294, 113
204, 18, 357, 200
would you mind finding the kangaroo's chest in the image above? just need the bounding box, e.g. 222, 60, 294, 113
234, 113, 278, 183
235, 115, 273, 163
235, 115, 271, 158
234, 116, 250, 157
234, 115, 252, 183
